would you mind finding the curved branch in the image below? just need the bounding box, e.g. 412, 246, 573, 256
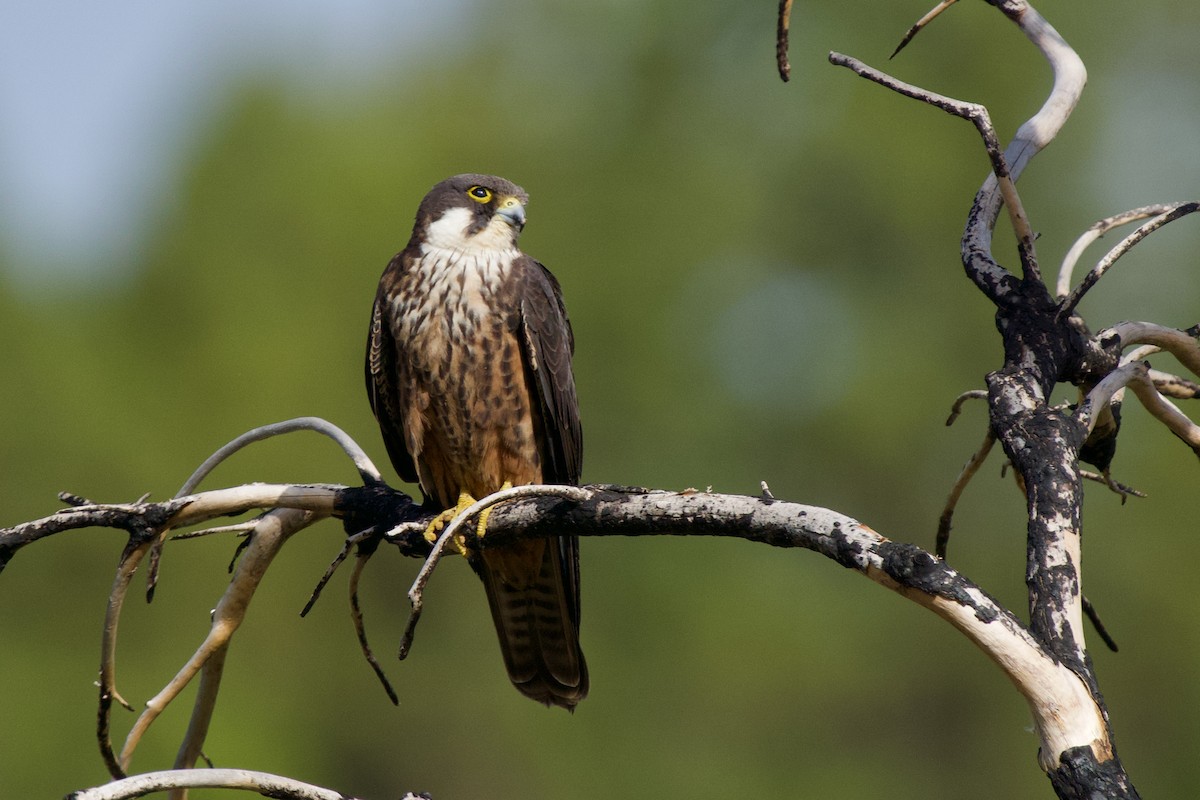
1076, 353, 1200, 458
397, 484, 590, 659
467, 486, 1110, 772
4, 478, 1116, 778
1055, 204, 1180, 299
937, 428, 996, 559
176, 417, 383, 497
67, 768, 370, 800
1058, 202, 1200, 318
965, 0, 1086, 295
828, 51, 1034, 292
1076, 362, 1145, 439
1127, 377, 1200, 458
119, 508, 321, 772
1105, 321, 1200, 378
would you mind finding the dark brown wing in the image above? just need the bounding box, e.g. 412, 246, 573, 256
516, 257, 582, 486
365, 256, 419, 487
513, 255, 585, 653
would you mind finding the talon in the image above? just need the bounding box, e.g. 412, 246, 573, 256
423, 492, 480, 556
475, 481, 514, 541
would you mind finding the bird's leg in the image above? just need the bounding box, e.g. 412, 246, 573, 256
475, 481, 514, 541
422, 482, 516, 556
422, 492, 479, 556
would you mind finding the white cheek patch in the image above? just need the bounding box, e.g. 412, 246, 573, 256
424, 206, 476, 251
424, 205, 519, 253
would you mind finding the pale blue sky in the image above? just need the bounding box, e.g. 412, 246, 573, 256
0, 1, 466, 281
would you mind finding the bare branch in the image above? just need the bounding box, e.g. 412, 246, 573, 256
66, 768, 370, 800
1079, 469, 1145, 501
1149, 369, 1200, 400
169, 521, 258, 540
1076, 362, 1145, 439
1078, 351, 1200, 458
1121, 346, 1200, 398
827, 52, 1037, 289
472, 486, 1110, 771
1058, 202, 1200, 319
946, 389, 988, 425
1055, 204, 1180, 299
891, 0, 959, 59
1105, 321, 1200, 378
348, 543, 399, 705
176, 417, 383, 497
965, 0, 1086, 295
937, 429, 996, 559
775, 0, 793, 81
1081, 596, 1120, 653
1127, 377, 1200, 458
6, 474, 1118, 777
397, 484, 591, 660
120, 508, 321, 772
98, 542, 149, 778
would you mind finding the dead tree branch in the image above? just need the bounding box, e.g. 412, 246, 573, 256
830, 1, 1198, 796
3, 476, 1116, 789
66, 768, 376, 800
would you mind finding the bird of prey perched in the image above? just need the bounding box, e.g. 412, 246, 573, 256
365, 174, 587, 709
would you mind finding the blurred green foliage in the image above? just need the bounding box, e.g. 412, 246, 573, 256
3, 1, 1200, 798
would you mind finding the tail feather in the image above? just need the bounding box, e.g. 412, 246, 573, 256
478, 536, 588, 709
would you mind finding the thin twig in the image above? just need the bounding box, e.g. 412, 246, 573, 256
1149, 369, 1200, 400
98, 541, 150, 779
828, 51, 1038, 284
1055, 204, 1178, 299
1082, 596, 1119, 653
119, 509, 320, 772
937, 429, 996, 559
946, 389, 989, 425
776, 0, 793, 81
66, 768, 369, 800
348, 544, 398, 705
1079, 470, 1145, 500
1058, 202, 1200, 319
300, 528, 378, 617
176, 417, 383, 498
1127, 374, 1200, 458
892, 0, 959, 59
169, 522, 258, 541
397, 484, 591, 660
1121, 345, 1200, 398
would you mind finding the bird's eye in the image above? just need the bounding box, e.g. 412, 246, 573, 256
467, 186, 493, 203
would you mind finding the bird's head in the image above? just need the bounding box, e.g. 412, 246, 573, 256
414, 173, 529, 253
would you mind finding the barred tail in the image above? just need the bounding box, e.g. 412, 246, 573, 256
477, 536, 588, 709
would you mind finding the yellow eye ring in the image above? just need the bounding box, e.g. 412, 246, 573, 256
467, 185, 493, 203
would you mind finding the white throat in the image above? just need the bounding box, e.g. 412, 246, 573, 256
423, 206, 519, 255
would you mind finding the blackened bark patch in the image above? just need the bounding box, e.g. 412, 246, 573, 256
1047, 745, 1140, 800
880, 541, 999, 623
337, 483, 430, 557
831, 526, 865, 569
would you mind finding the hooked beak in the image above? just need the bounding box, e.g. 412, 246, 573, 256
496, 196, 527, 230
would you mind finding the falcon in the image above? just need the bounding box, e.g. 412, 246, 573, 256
366, 174, 587, 709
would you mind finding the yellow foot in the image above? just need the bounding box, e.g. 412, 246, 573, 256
422, 482, 513, 555
475, 481, 513, 542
